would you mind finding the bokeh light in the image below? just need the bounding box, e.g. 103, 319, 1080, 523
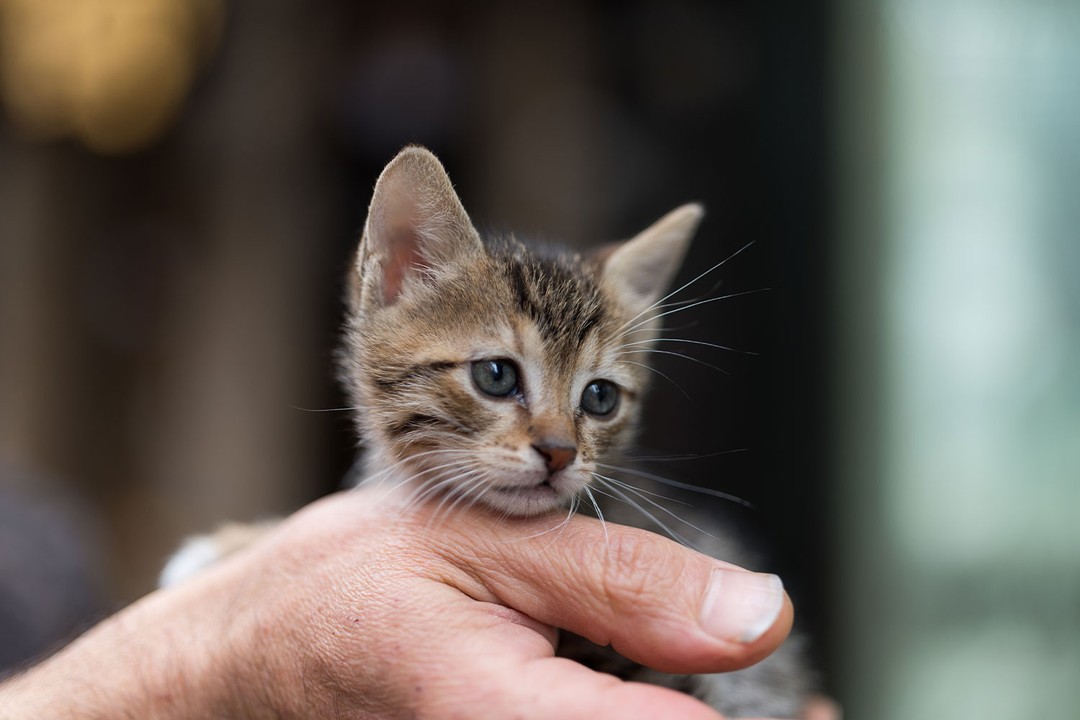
0, 0, 223, 153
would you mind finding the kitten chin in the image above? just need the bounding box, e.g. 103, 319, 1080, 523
354, 447, 592, 517
162, 145, 815, 717
482, 480, 570, 516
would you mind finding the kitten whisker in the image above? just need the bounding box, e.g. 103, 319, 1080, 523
616, 287, 771, 341
596, 472, 730, 546
622, 446, 747, 464
427, 476, 478, 523
657, 321, 703, 335
615, 348, 730, 375
591, 474, 701, 550
414, 472, 481, 520
354, 453, 449, 504
596, 472, 730, 552
437, 470, 498, 520
595, 462, 754, 508
588, 471, 692, 506
404, 464, 480, 512
517, 495, 580, 545
583, 483, 620, 501
595, 472, 726, 544
618, 338, 758, 356
615, 241, 755, 334
288, 405, 362, 413
621, 360, 691, 400
634, 292, 720, 317
372, 454, 480, 510
356, 448, 479, 490
581, 486, 609, 549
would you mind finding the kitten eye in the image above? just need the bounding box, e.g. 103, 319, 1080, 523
581, 380, 619, 417
471, 359, 519, 397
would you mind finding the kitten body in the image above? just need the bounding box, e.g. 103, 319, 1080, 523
162, 146, 811, 717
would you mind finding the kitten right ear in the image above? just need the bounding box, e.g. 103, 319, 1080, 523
356, 146, 483, 308
600, 203, 703, 317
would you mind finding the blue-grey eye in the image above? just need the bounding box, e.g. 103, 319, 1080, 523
471, 359, 519, 397
581, 380, 619, 417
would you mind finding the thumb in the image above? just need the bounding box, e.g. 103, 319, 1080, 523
436, 512, 793, 675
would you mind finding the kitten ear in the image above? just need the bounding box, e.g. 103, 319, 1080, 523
358, 146, 483, 306
600, 203, 703, 315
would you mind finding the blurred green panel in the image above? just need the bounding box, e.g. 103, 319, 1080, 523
834, 1, 1080, 716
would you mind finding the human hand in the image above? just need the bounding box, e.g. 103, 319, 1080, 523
1, 487, 828, 719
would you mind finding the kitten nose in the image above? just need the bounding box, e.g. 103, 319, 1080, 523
532, 441, 577, 473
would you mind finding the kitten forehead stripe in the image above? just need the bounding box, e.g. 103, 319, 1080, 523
491, 237, 607, 355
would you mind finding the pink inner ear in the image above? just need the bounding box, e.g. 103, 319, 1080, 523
381, 227, 423, 304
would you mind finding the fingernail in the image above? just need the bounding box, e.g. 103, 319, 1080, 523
700, 568, 784, 643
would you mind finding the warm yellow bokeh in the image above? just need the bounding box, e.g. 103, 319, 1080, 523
0, 0, 223, 154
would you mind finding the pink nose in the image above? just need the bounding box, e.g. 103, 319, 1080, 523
532, 442, 577, 473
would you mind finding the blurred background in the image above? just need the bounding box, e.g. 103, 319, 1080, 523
0, 0, 1077, 716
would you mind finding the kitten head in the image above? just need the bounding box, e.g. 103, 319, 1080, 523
341, 146, 702, 516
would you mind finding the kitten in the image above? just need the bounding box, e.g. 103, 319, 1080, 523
162, 146, 812, 717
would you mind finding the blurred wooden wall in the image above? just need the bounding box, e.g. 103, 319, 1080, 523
0, 1, 343, 599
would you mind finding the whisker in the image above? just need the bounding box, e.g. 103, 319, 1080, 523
355, 451, 465, 504
596, 472, 723, 537
593, 471, 736, 552
380, 455, 479, 509
622, 360, 691, 400
288, 405, 360, 413
438, 470, 497, 519
619, 338, 758, 356
356, 448, 479, 490
591, 474, 698, 549
595, 462, 754, 508
520, 495, 580, 544
647, 241, 754, 314
658, 321, 703, 335
617, 241, 756, 333
406, 465, 478, 511
585, 483, 621, 502
615, 348, 730, 375
421, 468, 488, 521
590, 473, 692, 506
581, 486, 609, 548
600, 474, 727, 550
617, 287, 771, 341
622, 448, 750, 462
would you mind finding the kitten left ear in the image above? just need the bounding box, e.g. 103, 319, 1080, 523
599, 203, 703, 315
358, 146, 483, 308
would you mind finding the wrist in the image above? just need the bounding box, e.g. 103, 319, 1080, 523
0, 578, 245, 719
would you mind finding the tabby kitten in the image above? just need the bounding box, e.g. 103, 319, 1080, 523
163, 146, 811, 717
